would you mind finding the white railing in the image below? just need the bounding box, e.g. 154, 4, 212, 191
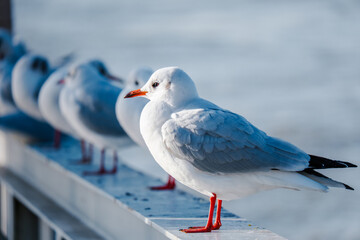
0, 130, 286, 240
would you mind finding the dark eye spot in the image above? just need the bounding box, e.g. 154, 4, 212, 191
31, 57, 48, 74
98, 66, 106, 76
40, 60, 48, 73
135, 80, 139, 86
152, 82, 159, 88
31, 58, 40, 70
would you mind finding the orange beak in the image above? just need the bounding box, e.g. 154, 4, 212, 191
124, 89, 148, 98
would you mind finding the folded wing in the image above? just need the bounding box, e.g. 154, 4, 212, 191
75, 81, 126, 136
162, 108, 310, 173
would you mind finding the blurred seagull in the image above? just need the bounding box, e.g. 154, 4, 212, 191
39, 66, 71, 148
116, 67, 176, 190
12, 54, 51, 120
60, 63, 127, 175
117, 68, 153, 147
39, 60, 120, 160
125, 67, 357, 233
0, 28, 26, 114
12, 51, 75, 120
0, 28, 26, 64
0, 60, 16, 114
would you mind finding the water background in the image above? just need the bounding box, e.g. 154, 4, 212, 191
12, 0, 360, 239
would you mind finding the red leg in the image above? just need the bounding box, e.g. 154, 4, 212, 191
108, 150, 118, 174
83, 149, 107, 175
150, 175, 176, 190
188, 199, 222, 230
212, 199, 222, 230
87, 143, 93, 162
180, 194, 216, 233
53, 129, 62, 149
72, 140, 91, 164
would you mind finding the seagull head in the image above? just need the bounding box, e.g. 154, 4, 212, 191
59, 59, 125, 86
60, 63, 99, 86
126, 67, 153, 90
30, 56, 50, 74
124, 67, 198, 106
88, 59, 124, 84
14, 54, 50, 84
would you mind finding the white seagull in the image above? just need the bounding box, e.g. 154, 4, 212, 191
12, 54, 51, 121
124, 67, 357, 233
116, 67, 176, 190
38, 66, 71, 148
60, 63, 127, 175
38, 59, 121, 162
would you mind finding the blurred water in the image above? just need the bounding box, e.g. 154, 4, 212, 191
12, 0, 360, 239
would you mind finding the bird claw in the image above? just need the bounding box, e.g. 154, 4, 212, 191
149, 177, 176, 191
149, 182, 175, 190
188, 226, 206, 229
83, 168, 116, 176
184, 223, 221, 231
71, 157, 92, 165
180, 227, 212, 233
212, 222, 221, 230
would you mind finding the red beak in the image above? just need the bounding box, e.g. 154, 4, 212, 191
124, 89, 148, 98
57, 79, 65, 85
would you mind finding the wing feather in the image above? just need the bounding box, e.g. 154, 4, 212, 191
75, 81, 125, 136
162, 108, 309, 173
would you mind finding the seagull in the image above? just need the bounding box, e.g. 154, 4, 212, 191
59, 63, 127, 175
0, 28, 26, 114
38, 66, 71, 148
124, 67, 357, 233
116, 67, 176, 190
0, 60, 16, 114
38, 60, 121, 162
116, 68, 153, 147
0, 28, 26, 64
12, 54, 51, 121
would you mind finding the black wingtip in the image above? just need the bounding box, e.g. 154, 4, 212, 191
344, 184, 354, 191
345, 162, 357, 168
309, 155, 357, 169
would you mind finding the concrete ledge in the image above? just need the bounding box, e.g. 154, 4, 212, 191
0, 130, 286, 240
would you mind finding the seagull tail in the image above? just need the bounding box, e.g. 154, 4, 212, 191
299, 168, 354, 191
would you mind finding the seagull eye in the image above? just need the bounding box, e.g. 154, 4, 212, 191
135, 80, 139, 86
31, 58, 39, 70
152, 82, 159, 88
40, 61, 48, 73
98, 67, 106, 76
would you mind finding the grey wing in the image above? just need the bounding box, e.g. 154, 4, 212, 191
161, 108, 309, 173
76, 82, 126, 136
